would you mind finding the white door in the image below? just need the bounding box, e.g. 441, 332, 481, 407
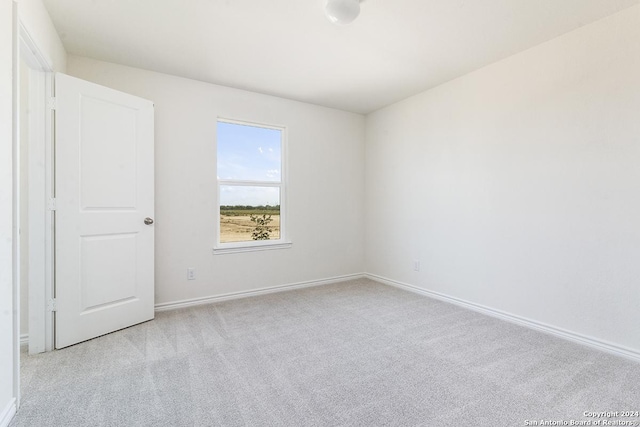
55, 73, 155, 349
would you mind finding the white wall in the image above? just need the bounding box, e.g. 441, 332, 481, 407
0, 0, 16, 423
67, 55, 365, 305
365, 5, 640, 354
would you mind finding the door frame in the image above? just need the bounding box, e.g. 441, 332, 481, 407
17, 17, 55, 356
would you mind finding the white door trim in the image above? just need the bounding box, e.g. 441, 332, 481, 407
11, 1, 19, 413
18, 15, 55, 357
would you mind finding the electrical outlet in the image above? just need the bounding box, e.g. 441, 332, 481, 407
413, 261, 420, 272
187, 268, 196, 280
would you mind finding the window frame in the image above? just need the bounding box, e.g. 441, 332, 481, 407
213, 117, 291, 254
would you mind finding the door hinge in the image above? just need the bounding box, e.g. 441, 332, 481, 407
48, 97, 56, 110
47, 298, 57, 312
48, 198, 56, 211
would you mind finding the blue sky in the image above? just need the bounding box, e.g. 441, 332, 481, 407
217, 121, 282, 206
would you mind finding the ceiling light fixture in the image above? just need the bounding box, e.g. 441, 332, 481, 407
324, 0, 361, 25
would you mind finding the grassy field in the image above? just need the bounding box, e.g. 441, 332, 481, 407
220, 209, 280, 243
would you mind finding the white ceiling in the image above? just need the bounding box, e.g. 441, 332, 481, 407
43, 0, 640, 114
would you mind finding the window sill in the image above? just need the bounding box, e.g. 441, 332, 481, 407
212, 241, 292, 255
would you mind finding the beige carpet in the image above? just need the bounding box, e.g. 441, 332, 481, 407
10, 278, 640, 426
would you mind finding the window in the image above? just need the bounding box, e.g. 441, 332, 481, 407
214, 119, 290, 254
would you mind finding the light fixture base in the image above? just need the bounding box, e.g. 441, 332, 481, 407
324, 0, 360, 25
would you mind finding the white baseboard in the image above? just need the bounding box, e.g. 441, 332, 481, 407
0, 398, 16, 427
150, 271, 640, 362
155, 273, 366, 312
20, 334, 28, 347
366, 273, 640, 363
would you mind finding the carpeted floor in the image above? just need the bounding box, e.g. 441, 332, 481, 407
10, 278, 640, 426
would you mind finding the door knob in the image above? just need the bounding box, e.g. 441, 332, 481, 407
144, 217, 154, 225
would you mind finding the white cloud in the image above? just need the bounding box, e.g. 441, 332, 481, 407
258, 147, 263, 154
